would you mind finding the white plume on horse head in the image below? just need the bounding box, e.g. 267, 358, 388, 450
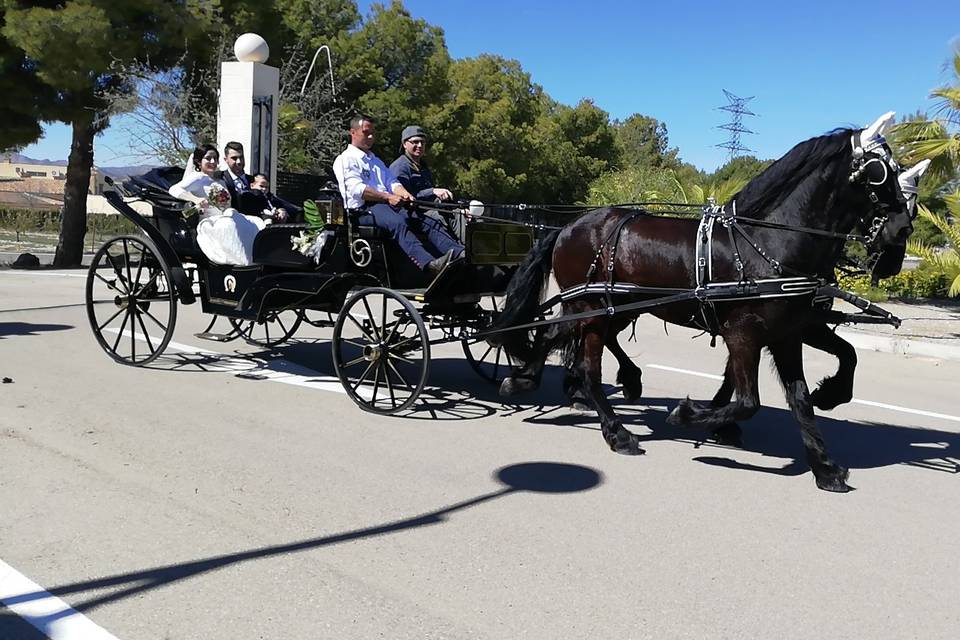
898, 158, 931, 196
861, 111, 896, 145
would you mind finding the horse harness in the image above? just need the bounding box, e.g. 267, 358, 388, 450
544, 133, 906, 339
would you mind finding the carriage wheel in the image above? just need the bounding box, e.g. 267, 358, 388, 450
86, 235, 177, 366
461, 295, 516, 384
462, 336, 516, 385
332, 287, 430, 414
228, 309, 304, 347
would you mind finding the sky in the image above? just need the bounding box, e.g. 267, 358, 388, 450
19, 0, 960, 172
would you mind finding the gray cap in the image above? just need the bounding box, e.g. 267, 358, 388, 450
401, 125, 428, 144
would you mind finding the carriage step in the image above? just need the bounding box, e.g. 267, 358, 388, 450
194, 331, 235, 342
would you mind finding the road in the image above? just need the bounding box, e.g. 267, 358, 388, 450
1, 268, 959, 639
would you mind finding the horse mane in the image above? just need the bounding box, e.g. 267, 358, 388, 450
731, 128, 853, 215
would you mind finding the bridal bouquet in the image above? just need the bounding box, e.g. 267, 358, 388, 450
204, 182, 232, 211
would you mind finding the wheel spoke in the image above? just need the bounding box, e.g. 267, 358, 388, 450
141, 306, 168, 333
105, 252, 130, 294
342, 354, 367, 369
383, 362, 398, 408
97, 306, 125, 332
361, 297, 381, 341
122, 239, 133, 293
134, 308, 155, 354
132, 245, 145, 293
93, 271, 120, 292
371, 363, 382, 406
478, 344, 494, 363
386, 360, 413, 390
133, 270, 160, 298
130, 304, 137, 362
351, 361, 376, 393
112, 307, 131, 353
341, 338, 367, 349
492, 346, 502, 379
346, 313, 377, 342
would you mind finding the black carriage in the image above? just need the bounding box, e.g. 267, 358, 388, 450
86, 168, 534, 412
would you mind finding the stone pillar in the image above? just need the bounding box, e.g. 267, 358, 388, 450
217, 34, 279, 184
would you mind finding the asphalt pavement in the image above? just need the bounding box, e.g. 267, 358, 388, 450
1, 268, 959, 640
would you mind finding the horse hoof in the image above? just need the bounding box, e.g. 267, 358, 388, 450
815, 465, 851, 492
666, 400, 692, 426
499, 376, 539, 397
607, 428, 645, 455
711, 423, 743, 448
570, 401, 591, 413
810, 379, 852, 411
499, 377, 518, 397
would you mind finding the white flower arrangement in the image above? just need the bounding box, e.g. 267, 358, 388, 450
291, 228, 335, 264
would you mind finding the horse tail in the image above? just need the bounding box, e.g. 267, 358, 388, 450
487, 228, 562, 357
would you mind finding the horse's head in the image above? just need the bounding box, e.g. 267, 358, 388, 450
868, 158, 931, 279
844, 112, 921, 278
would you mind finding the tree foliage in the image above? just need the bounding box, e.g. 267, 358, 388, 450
613, 114, 678, 169
1, 0, 211, 265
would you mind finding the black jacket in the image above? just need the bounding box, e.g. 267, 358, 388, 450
238, 189, 303, 221
217, 170, 254, 209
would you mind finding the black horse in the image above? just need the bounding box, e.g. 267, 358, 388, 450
593, 156, 932, 448
489, 114, 913, 492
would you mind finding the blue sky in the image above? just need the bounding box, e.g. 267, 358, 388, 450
21, 0, 960, 172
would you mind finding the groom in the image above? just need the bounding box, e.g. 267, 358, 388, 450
220, 141, 255, 209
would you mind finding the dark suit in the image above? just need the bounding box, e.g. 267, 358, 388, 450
217, 169, 254, 209
238, 188, 303, 222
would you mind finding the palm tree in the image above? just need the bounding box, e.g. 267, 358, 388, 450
892, 52, 960, 187
907, 190, 960, 297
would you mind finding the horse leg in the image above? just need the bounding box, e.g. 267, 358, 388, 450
576, 320, 644, 455
805, 323, 857, 411
769, 337, 851, 493
605, 326, 643, 402
706, 358, 744, 447
499, 324, 566, 396
666, 338, 762, 429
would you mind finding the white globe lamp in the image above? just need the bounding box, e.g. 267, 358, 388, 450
234, 33, 269, 63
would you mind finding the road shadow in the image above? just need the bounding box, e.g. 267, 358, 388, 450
2, 462, 601, 633
518, 392, 960, 478
0, 322, 73, 339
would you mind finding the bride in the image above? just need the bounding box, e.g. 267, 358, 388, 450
168, 144, 265, 266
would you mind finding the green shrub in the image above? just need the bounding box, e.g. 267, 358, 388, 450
837, 266, 948, 300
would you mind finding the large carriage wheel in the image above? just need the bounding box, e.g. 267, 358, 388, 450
86, 235, 177, 366
332, 287, 430, 414
228, 310, 303, 347
461, 295, 517, 385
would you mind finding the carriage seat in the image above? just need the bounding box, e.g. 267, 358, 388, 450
347, 209, 392, 240
252, 222, 313, 267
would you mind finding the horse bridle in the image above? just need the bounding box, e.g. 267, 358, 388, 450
848, 132, 906, 253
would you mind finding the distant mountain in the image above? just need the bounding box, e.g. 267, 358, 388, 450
1, 152, 67, 166
1, 152, 157, 180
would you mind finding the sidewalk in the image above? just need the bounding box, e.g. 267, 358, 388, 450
834, 298, 960, 361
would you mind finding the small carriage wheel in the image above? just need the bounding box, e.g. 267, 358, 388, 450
228, 309, 304, 347
332, 287, 430, 414
86, 234, 177, 366
462, 336, 516, 385
461, 295, 517, 384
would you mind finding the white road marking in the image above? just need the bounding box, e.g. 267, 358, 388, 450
646, 364, 724, 381
104, 330, 349, 396
646, 362, 960, 424
0, 558, 121, 640
0, 270, 87, 278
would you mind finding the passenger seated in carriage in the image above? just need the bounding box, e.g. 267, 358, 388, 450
333, 115, 465, 275
239, 173, 303, 224
167, 144, 266, 266
390, 124, 465, 242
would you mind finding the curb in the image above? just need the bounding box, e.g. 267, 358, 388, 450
836, 328, 960, 362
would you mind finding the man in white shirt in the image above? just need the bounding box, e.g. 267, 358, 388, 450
333, 115, 464, 274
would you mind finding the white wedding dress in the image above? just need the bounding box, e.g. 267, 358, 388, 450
168, 171, 265, 266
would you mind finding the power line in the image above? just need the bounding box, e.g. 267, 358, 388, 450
715, 89, 758, 160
